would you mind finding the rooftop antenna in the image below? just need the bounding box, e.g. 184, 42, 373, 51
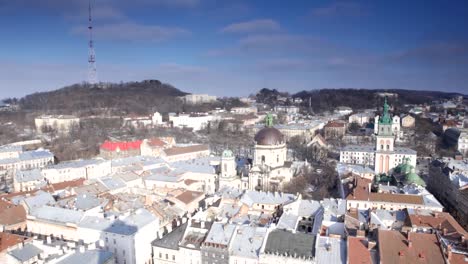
88, 0, 98, 85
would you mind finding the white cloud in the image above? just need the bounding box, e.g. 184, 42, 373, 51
221, 19, 280, 34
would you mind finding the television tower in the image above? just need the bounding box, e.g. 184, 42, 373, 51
87, 0, 98, 85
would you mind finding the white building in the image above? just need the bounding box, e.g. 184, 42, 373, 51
0, 145, 23, 160
169, 113, 217, 131
13, 169, 45, 192
150, 111, 162, 125
27, 206, 85, 241
219, 150, 243, 190
35, 115, 80, 134
181, 94, 217, 104
0, 149, 54, 174
335, 106, 353, 116
274, 105, 300, 114
152, 221, 188, 264
229, 226, 267, 264
41, 158, 111, 183
254, 121, 323, 142
78, 209, 159, 264
231, 106, 257, 114
122, 116, 153, 128
348, 112, 374, 126
458, 129, 468, 155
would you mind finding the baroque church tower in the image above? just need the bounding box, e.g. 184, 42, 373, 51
375, 98, 396, 174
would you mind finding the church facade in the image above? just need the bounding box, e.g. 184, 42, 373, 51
340, 99, 417, 174
218, 114, 294, 192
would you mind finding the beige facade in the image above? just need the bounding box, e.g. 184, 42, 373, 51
401, 115, 415, 128
35, 115, 80, 134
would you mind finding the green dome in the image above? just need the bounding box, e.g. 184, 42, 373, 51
397, 163, 412, 175
405, 170, 426, 186
395, 157, 413, 175
222, 149, 234, 158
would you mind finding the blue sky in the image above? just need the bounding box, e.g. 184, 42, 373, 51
0, 0, 467, 98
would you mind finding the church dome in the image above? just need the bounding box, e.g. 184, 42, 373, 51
254, 127, 284, 146
405, 171, 426, 186
222, 149, 234, 158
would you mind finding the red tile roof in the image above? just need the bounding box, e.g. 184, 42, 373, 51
184, 179, 198, 186
100, 140, 142, 151
147, 138, 166, 147
0, 201, 26, 227
346, 176, 424, 205
405, 209, 467, 240
175, 190, 204, 204
348, 237, 372, 264
164, 144, 209, 156
49, 178, 85, 191
0, 232, 28, 252
325, 121, 346, 128
0, 179, 85, 200
378, 230, 445, 264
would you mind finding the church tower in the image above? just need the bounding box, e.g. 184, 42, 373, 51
221, 149, 236, 178
375, 98, 395, 174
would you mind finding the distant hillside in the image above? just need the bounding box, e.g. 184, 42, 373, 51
19, 80, 188, 115
257, 88, 465, 113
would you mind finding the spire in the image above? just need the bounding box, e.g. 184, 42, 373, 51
379, 97, 392, 124
265, 113, 274, 127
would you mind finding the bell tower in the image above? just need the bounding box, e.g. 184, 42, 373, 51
375, 98, 395, 174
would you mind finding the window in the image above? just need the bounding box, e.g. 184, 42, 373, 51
159, 253, 162, 258
166, 254, 168, 259
172, 255, 175, 261
261, 155, 265, 163
387, 145, 389, 150
123, 250, 125, 256
113, 239, 116, 245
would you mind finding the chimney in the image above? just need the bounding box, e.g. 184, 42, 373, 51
443, 228, 448, 236
367, 241, 376, 250
461, 235, 465, 244
447, 244, 453, 260
407, 231, 412, 248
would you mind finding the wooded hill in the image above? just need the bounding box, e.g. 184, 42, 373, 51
17, 80, 188, 115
